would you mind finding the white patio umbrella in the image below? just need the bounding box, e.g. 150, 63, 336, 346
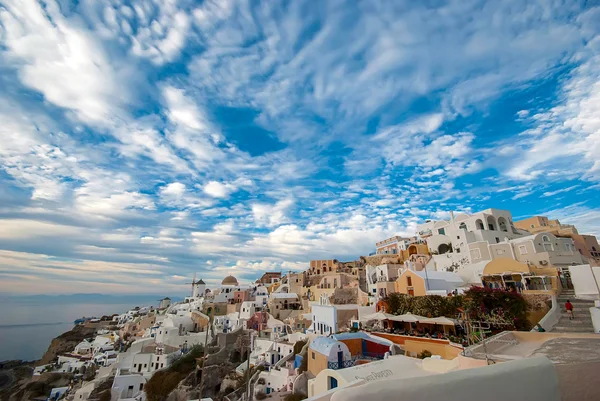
418, 316, 457, 326
392, 313, 427, 323
361, 311, 396, 322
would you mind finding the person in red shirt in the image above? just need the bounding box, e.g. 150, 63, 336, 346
565, 300, 574, 320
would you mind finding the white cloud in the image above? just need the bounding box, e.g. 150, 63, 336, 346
0, 0, 128, 125
252, 198, 294, 227
0, 219, 81, 239
542, 185, 579, 197
161, 182, 187, 197
203, 181, 234, 198
503, 37, 600, 183
163, 86, 210, 131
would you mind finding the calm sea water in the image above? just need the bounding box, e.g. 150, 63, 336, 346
0, 299, 156, 362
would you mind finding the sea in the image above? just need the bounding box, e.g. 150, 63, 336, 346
0, 294, 173, 362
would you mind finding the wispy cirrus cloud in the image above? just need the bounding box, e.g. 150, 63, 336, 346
0, 0, 600, 295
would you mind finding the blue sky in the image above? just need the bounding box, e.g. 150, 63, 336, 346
1, 0, 600, 295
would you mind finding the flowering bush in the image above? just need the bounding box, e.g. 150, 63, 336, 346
385, 286, 531, 331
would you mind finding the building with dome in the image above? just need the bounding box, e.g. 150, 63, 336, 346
222, 275, 239, 286
213, 275, 250, 304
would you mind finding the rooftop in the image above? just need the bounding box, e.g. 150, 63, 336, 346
310, 336, 343, 356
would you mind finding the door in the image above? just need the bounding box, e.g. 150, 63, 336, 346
408, 289, 414, 296
137, 363, 142, 372
337, 351, 343, 367
361, 340, 367, 356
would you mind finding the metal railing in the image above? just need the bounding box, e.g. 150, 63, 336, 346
327, 353, 385, 370
327, 360, 355, 370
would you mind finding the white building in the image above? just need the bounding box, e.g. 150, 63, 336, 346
376, 236, 413, 254
308, 295, 358, 336
365, 264, 403, 296
214, 311, 241, 333
112, 372, 146, 400
254, 361, 297, 396
211, 275, 253, 304
74, 340, 93, 355
416, 209, 527, 273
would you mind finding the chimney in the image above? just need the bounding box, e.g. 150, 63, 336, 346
449, 211, 455, 222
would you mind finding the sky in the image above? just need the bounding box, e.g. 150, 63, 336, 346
1, 0, 600, 295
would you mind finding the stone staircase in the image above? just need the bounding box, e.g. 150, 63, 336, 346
552, 290, 596, 333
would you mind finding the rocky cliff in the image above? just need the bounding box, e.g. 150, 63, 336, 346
39, 324, 97, 365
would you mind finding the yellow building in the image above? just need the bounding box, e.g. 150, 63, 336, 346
307, 337, 352, 377
515, 215, 600, 266
481, 258, 559, 294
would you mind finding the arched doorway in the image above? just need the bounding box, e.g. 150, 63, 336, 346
487, 216, 497, 231
408, 245, 418, 255
475, 219, 485, 230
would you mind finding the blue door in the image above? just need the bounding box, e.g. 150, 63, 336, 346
337, 351, 343, 367
362, 340, 367, 356
329, 376, 338, 389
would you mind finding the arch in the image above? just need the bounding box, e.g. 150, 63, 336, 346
408, 245, 418, 255
497, 217, 508, 232
475, 219, 485, 230
487, 216, 497, 231
437, 243, 451, 255
542, 235, 550, 242
459, 222, 467, 230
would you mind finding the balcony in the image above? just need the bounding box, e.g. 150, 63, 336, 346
327, 353, 385, 370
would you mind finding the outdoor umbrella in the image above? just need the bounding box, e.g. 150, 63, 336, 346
361, 311, 396, 322
392, 313, 427, 323
419, 316, 457, 325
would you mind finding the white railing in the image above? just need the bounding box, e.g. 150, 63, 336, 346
532, 295, 559, 332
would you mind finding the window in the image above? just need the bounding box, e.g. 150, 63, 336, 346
531, 224, 535, 228
407, 276, 412, 286
457, 236, 460, 239
495, 237, 500, 243
438, 228, 446, 235
312, 352, 315, 360
139, 384, 144, 391
542, 235, 550, 242
519, 245, 527, 255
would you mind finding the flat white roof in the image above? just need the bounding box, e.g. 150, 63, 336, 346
329, 355, 432, 382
